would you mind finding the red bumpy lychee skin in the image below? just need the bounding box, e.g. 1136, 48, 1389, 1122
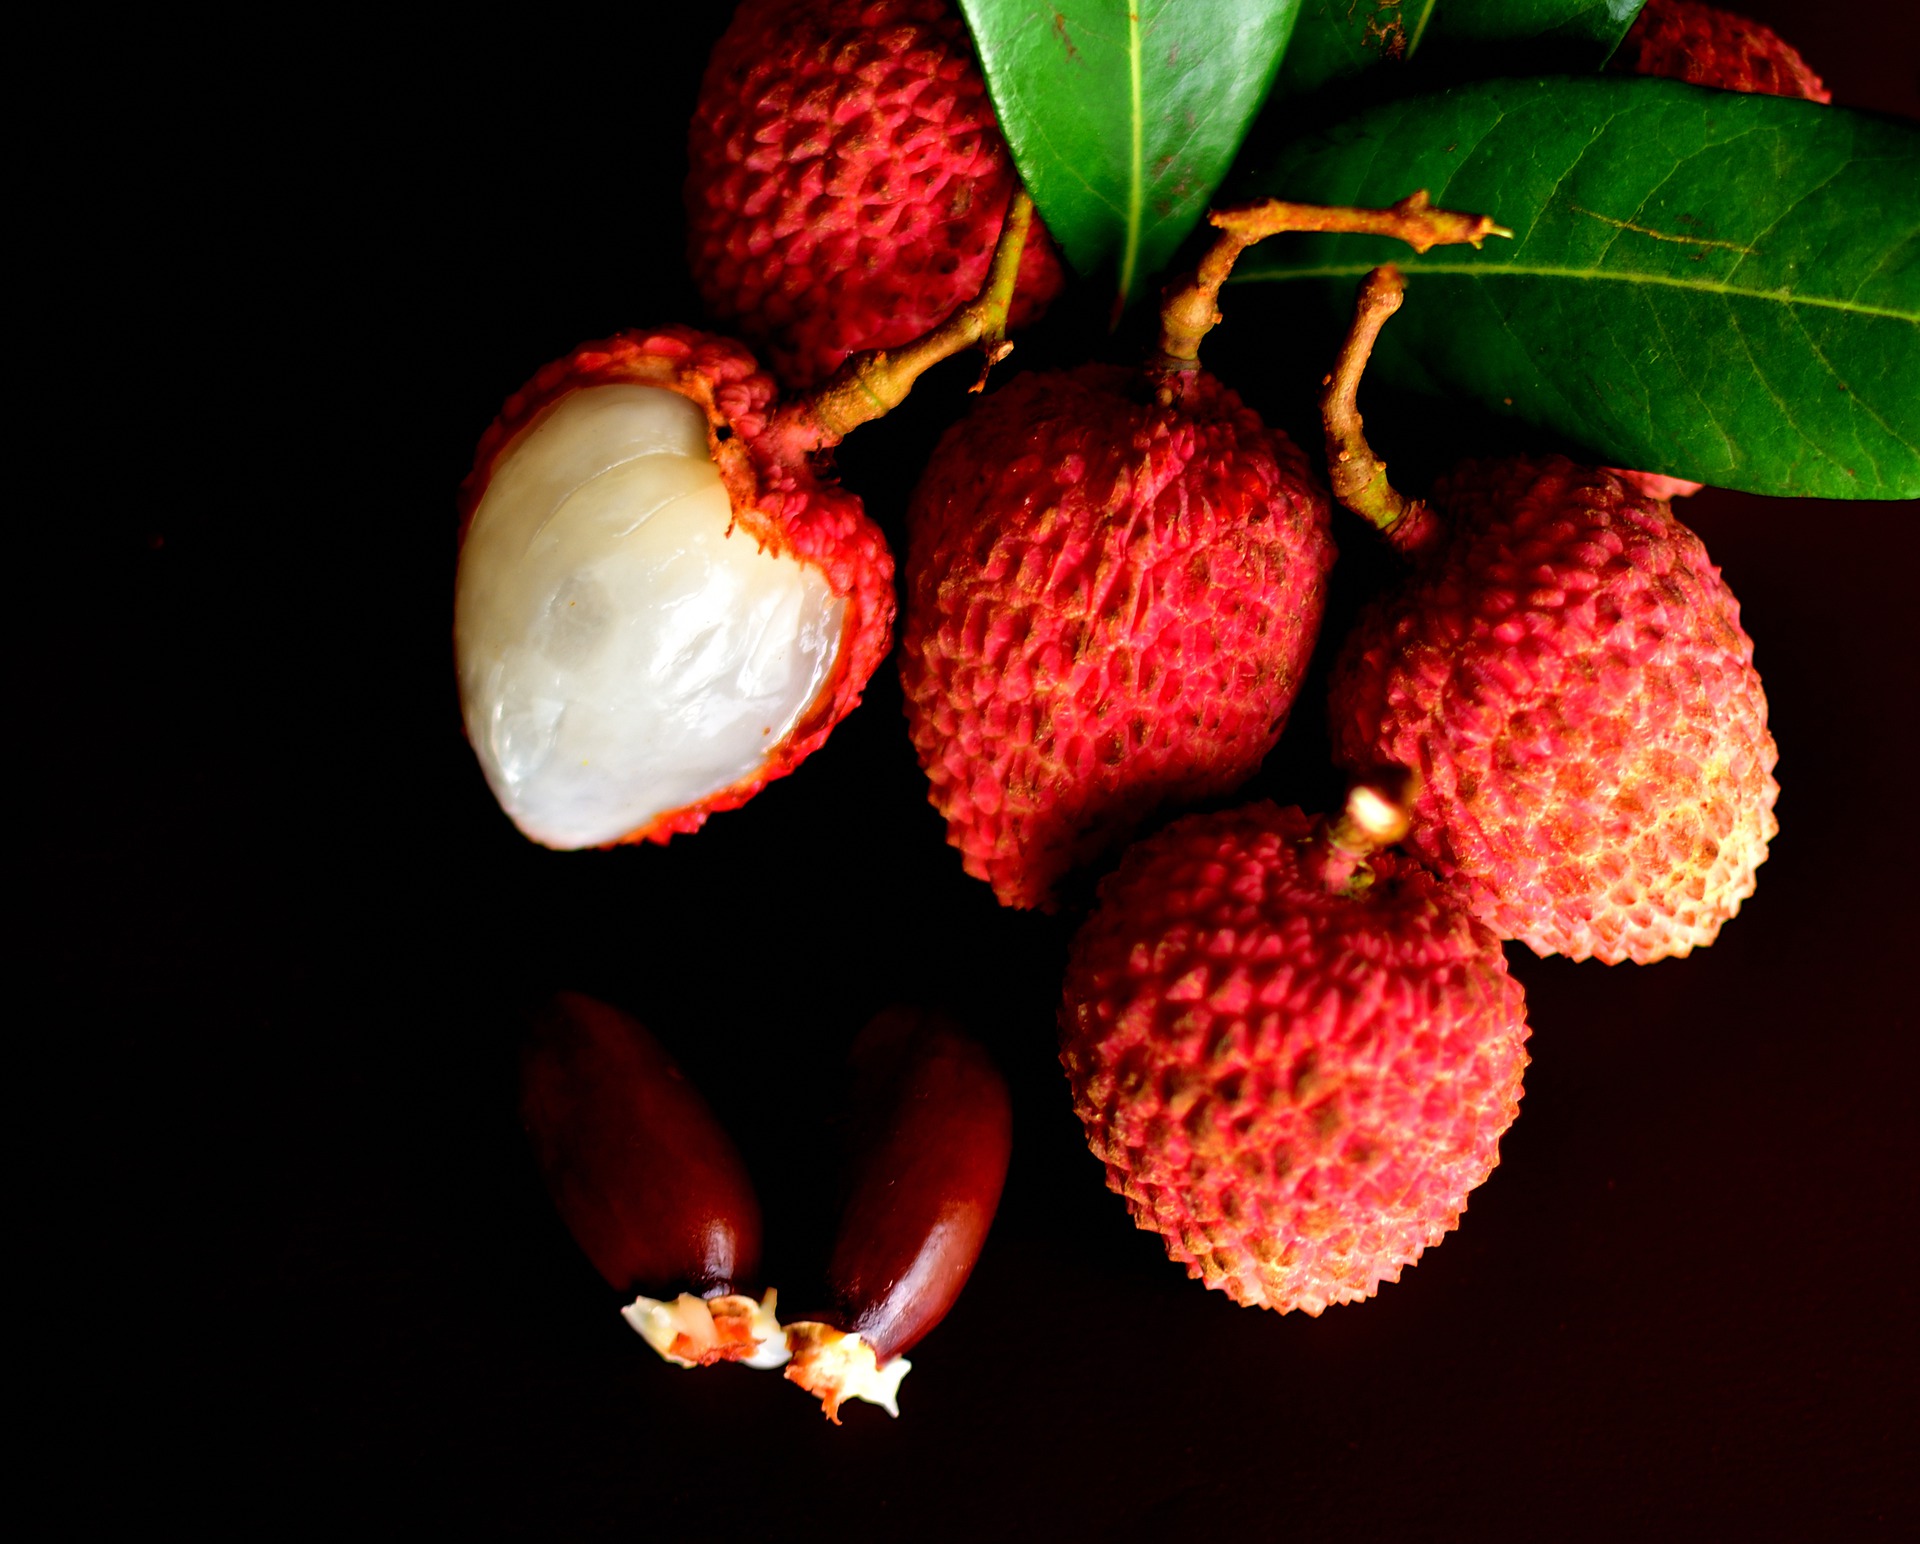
900, 365, 1334, 910
1615, 0, 1831, 102
1060, 801, 1530, 1315
458, 325, 894, 845
687, 0, 1065, 390
1329, 456, 1779, 965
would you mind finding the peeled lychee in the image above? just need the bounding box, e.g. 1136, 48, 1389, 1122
1329, 454, 1779, 964
1615, 0, 1831, 102
899, 364, 1333, 909
687, 0, 1065, 390
1059, 795, 1530, 1315
454, 326, 893, 848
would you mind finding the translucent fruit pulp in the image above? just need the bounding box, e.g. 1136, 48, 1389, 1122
455, 385, 844, 847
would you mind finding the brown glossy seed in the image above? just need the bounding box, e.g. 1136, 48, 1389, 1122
520, 991, 773, 1365
785, 1006, 1012, 1417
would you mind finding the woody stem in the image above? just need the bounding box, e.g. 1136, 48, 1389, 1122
774, 191, 1035, 455
1156, 191, 1511, 368
1319, 264, 1440, 552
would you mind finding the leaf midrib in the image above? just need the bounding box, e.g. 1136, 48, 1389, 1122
1120, 5, 1144, 305
1233, 262, 1920, 322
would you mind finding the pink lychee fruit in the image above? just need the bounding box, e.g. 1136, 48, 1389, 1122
1328, 454, 1779, 964
897, 193, 1508, 912
1059, 794, 1530, 1315
1615, 0, 1831, 102
899, 363, 1334, 910
454, 326, 893, 849
687, 0, 1065, 390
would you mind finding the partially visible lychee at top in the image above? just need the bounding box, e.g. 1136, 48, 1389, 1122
687, 0, 1066, 390
1614, 0, 1831, 103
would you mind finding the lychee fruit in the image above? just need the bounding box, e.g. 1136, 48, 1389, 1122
455, 201, 1040, 849
455, 326, 893, 849
1058, 788, 1531, 1315
687, 0, 1065, 390
1614, 0, 1831, 102
900, 363, 1334, 909
899, 194, 1506, 910
1322, 266, 1779, 965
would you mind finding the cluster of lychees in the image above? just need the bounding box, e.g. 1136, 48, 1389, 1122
456, 0, 1813, 1401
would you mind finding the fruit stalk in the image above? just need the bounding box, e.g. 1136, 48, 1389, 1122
1309, 773, 1418, 896
1156, 191, 1511, 379
1318, 264, 1441, 555
783, 1008, 1013, 1421
519, 991, 785, 1369
765, 192, 1036, 458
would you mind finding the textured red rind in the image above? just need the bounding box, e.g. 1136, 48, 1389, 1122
901, 365, 1335, 910
457, 324, 895, 846
1605, 467, 1704, 502
1060, 803, 1530, 1316
519, 991, 763, 1314
1329, 456, 1779, 965
1615, 0, 1831, 102
687, 0, 1065, 390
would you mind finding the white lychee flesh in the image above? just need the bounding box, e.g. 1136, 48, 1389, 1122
455, 385, 845, 848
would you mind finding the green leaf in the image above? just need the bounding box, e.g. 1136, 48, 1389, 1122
1274, 0, 1435, 99
1423, 0, 1643, 67
1239, 77, 1920, 499
1274, 0, 1639, 101
958, 0, 1302, 311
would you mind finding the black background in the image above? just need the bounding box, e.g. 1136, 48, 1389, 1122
41, 3, 1919, 1536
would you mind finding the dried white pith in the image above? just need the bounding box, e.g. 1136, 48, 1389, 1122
622, 1289, 790, 1370
455, 385, 845, 848
783, 1323, 911, 1417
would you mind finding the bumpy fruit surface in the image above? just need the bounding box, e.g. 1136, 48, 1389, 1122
1330, 456, 1778, 965
455, 325, 893, 849
901, 365, 1334, 909
687, 0, 1064, 389
1060, 802, 1529, 1315
1615, 0, 1830, 101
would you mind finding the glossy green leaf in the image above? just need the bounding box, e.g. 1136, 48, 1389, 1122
1239, 77, 1920, 499
1274, 0, 1639, 101
958, 0, 1302, 310
1274, 0, 1435, 99
1424, 0, 1643, 66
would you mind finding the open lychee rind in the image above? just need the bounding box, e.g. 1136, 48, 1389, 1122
901, 365, 1334, 910
686, 0, 1065, 391
1330, 456, 1778, 965
1060, 802, 1530, 1315
455, 325, 894, 848
781, 1321, 911, 1421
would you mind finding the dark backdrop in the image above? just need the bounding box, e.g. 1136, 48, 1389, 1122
41, 3, 1918, 1536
